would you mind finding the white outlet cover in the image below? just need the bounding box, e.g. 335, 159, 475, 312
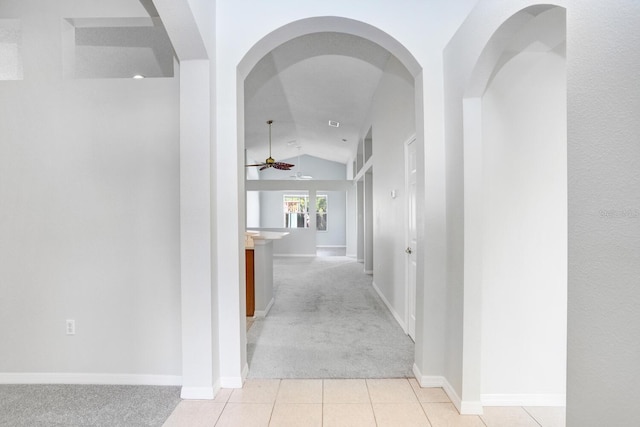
66, 319, 75, 335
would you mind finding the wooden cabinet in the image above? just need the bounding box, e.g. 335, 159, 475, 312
245, 249, 255, 317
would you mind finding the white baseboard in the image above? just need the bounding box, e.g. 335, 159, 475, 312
412, 364, 482, 415
212, 378, 221, 399
413, 364, 443, 387
460, 399, 483, 415
0, 372, 182, 386
181, 386, 215, 399
411, 368, 564, 412
242, 363, 249, 383
412, 363, 424, 384
220, 365, 247, 389
482, 393, 566, 407
372, 281, 407, 333
254, 298, 274, 317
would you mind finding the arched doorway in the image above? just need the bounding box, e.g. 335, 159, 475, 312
462, 4, 567, 413
233, 17, 424, 381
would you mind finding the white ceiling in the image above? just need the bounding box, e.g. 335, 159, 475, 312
244, 32, 393, 165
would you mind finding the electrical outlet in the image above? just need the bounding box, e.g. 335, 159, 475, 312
66, 319, 75, 335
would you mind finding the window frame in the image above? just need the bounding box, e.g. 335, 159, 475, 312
282, 193, 328, 232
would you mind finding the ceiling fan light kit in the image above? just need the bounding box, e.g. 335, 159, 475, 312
245, 120, 295, 171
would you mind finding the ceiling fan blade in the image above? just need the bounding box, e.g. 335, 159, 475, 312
273, 162, 294, 170
245, 163, 266, 167
259, 165, 269, 171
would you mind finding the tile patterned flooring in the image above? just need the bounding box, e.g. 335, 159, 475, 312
163, 378, 565, 426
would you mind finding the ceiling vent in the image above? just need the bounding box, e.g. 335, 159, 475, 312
328, 120, 340, 128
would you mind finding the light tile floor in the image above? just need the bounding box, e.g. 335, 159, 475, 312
163, 378, 565, 427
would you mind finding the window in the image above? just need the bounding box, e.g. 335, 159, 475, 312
284, 195, 308, 229
316, 195, 327, 232
283, 194, 328, 231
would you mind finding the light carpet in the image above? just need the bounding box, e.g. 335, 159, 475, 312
0, 384, 180, 427
247, 256, 414, 378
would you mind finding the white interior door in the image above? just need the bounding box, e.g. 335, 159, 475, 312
406, 138, 417, 340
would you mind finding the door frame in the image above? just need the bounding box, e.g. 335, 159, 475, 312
405, 135, 417, 340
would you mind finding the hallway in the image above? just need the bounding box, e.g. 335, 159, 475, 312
247, 256, 414, 378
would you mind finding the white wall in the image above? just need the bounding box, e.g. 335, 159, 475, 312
481, 45, 567, 401
270, 228, 317, 256
246, 166, 261, 227
361, 55, 415, 329
0, 19, 22, 80
316, 191, 346, 247
356, 180, 365, 262
73, 22, 174, 79
259, 191, 294, 228
252, 155, 347, 251
246, 191, 261, 227
566, 2, 640, 425
0, 0, 181, 382
364, 170, 374, 273
345, 184, 357, 257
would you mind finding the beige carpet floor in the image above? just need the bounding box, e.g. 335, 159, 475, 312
247, 256, 414, 378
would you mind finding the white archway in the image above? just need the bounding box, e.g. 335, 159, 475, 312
462, 3, 567, 413
230, 16, 424, 382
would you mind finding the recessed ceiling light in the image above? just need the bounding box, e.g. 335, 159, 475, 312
328, 120, 340, 128
133, 74, 145, 79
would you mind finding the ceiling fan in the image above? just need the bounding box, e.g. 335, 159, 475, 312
290, 146, 312, 180
245, 120, 295, 171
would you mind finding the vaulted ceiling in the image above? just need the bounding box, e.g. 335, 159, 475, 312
243, 32, 393, 165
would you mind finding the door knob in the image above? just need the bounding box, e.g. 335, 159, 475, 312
405, 247, 412, 254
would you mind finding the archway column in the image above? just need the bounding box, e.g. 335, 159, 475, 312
216, 62, 248, 388
461, 97, 483, 414
413, 63, 460, 408
154, 0, 219, 398
178, 59, 216, 398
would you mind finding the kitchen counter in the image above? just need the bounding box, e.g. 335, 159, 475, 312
245, 231, 289, 248
245, 231, 289, 317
